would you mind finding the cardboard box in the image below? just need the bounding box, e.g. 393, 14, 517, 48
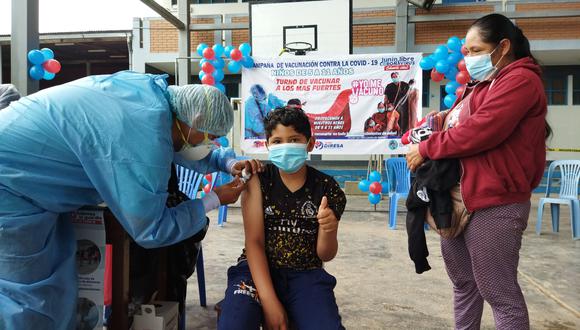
133, 301, 179, 330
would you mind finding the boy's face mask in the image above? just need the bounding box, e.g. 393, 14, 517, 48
268, 142, 309, 174
174, 122, 214, 163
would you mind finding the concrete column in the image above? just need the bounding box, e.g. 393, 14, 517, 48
395, 0, 408, 53
11, 0, 39, 96
177, 0, 191, 86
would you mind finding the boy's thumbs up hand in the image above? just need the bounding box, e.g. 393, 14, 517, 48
317, 196, 338, 233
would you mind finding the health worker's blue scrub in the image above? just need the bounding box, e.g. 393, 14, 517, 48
0, 71, 234, 329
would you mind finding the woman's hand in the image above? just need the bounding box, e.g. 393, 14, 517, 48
231, 159, 265, 176
406, 144, 425, 172
263, 300, 288, 330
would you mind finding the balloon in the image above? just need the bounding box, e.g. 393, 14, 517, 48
196, 43, 208, 56
211, 57, 225, 69
239, 43, 252, 56
447, 36, 462, 52
358, 179, 370, 193
444, 94, 457, 108
445, 67, 458, 81
435, 60, 449, 74
230, 48, 242, 61
224, 45, 235, 58
215, 82, 226, 93
42, 59, 61, 74
201, 74, 215, 85
369, 170, 382, 183
29, 65, 45, 80
212, 69, 224, 82
202, 177, 209, 185
205, 174, 213, 182
419, 56, 435, 70
218, 136, 229, 147
198, 70, 206, 81
447, 52, 462, 66
455, 85, 466, 98
369, 182, 382, 195
199, 58, 208, 68
368, 193, 381, 205
27, 50, 44, 65
201, 61, 215, 74
461, 38, 466, 45
212, 44, 225, 57
381, 181, 390, 194
227, 60, 241, 73
433, 45, 448, 61
203, 47, 215, 60
200, 191, 206, 198
461, 45, 468, 56
456, 71, 471, 85
445, 81, 460, 95
431, 69, 444, 82
203, 183, 211, 194
240, 56, 254, 69
43, 71, 55, 80
40, 48, 54, 61
457, 59, 467, 72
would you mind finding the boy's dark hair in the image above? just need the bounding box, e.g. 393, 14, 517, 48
264, 106, 312, 141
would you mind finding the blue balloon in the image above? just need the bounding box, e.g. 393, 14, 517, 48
358, 179, 370, 193
240, 56, 254, 69
445, 67, 459, 81
29, 65, 44, 80
435, 60, 450, 74
218, 136, 230, 147
239, 43, 252, 56
200, 191, 206, 198
447, 36, 462, 52
27, 50, 44, 65
419, 56, 435, 70
215, 82, 226, 94
198, 70, 206, 81
212, 69, 224, 82
224, 45, 235, 58
433, 45, 448, 61
444, 94, 457, 108
368, 193, 382, 205
369, 170, 382, 183
213, 44, 225, 57
445, 81, 460, 95
447, 52, 462, 66
43, 71, 55, 80
211, 57, 225, 69
196, 43, 209, 56
381, 181, 390, 194
461, 38, 466, 45
40, 48, 54, 61
199, 58, 208, 68
227, 60, 241, 73
203, 177, 209, 185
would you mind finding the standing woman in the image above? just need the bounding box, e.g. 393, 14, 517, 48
406, 14, 550, 329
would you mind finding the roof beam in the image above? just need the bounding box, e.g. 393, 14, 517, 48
140, 0, 185, 30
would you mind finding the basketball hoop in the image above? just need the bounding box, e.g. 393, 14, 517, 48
279, 42, 313, 56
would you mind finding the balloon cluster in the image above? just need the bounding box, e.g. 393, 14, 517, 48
419, 36, 471, 109
196, 42, 254, 94
27, 48, 61, 81
358, 170, 389, 205
201, 173, 214, 198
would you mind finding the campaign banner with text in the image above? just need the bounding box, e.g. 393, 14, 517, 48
241, 54, 422, 154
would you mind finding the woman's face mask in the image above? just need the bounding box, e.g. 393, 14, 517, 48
174, 122, 214, 164
464, 43, 505, 81
268, 142, 308, 174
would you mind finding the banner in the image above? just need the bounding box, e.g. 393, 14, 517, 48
241, 53, 422, 154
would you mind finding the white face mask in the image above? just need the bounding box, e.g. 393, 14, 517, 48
174, 123, 214, 164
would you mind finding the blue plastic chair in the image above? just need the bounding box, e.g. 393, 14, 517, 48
385, 158, 411, 230
175, 165, 218, 307
536, 160, 580, 240
213, 172, 232, 227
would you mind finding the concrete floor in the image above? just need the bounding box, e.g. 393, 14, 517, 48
184, 194, 579, 330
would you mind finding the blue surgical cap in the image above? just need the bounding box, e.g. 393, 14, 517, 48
167, 84, 233, 137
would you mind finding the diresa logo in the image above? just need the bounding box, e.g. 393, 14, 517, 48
315, 141, 344, 150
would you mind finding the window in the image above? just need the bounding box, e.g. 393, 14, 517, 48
422, 70, 430, 108
543, 67, 569, 106
574, 72, 580, 105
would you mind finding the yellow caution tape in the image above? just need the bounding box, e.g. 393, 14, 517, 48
547, 148, 580, 152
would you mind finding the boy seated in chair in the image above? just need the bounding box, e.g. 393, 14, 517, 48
218, 107, 347, 330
